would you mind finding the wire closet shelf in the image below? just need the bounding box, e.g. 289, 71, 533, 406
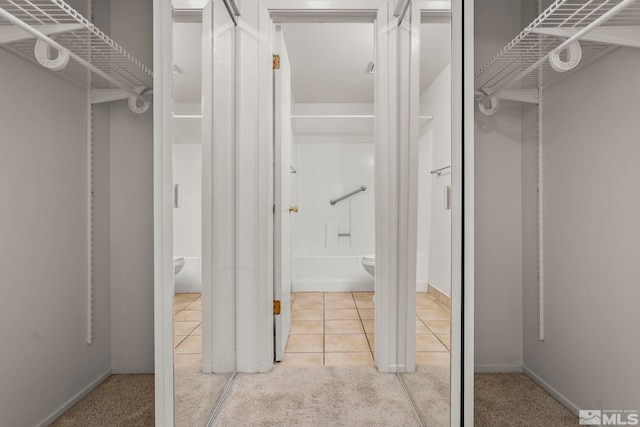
474, 0, 640, 115
0, 0, 153, 112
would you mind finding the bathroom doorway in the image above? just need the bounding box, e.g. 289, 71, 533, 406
272, 21, 377, 366
172, 14, 205, 380
155, 0, 472, 423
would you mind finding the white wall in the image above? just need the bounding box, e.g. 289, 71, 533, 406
522, 47, 640, 411
109, 0, 155, 374
474, 0, 524, 371
173, 105, 202, 258
0, 50, 112, 427
295, 142, 375, 252
419, 63, 452, 296
173, 143, 202, 292
292, 139, 375, 291
416, 129, 432, 291
290, 102, 374, 292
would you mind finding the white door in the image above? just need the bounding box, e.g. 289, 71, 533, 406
273, 26, 293, 362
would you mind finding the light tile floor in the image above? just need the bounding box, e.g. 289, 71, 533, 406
173, 291, 450, 367
281, 291, 451, 367
174, 292, 202, 368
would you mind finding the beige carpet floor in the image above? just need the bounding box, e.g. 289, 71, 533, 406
174, 367, 232, 427
474, 373, 578, 427
49, 370, 581, 427
212, 365, 422, 427
400, 365, 450, 427
50, 374, 154, 427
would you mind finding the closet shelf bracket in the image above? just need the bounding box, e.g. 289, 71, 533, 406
92, 88, 154, 105
531, 26, 640, 49
496, 89, 539, 104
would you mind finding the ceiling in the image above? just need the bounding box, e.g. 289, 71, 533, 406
173, 22, 202, 104
170, 20, 451, 105
282, 23, 375, 104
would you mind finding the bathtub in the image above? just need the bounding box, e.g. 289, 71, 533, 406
292, 255, 374, 292
174, 257, 201, 293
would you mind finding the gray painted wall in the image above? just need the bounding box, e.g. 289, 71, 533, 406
109, 0, 155, 373
479, 0, 640, 411
522, 47, 640, 410
474, 0, 524, 370
0, 51, 111, 426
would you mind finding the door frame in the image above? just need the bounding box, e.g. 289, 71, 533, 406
405, 0, 474, 424
257, 0, 397, 371
153, 0, 174, 423
153, 0, 238, 425
154, 0, 474, 424
272, 24, 293, 362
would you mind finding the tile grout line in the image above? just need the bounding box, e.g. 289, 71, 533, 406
351, 292, 371, 359
323, 292, 326, 366
353, 292, 375, 356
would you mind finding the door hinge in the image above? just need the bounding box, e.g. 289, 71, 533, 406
273, 54, 280, 70
273, 300, 281, 315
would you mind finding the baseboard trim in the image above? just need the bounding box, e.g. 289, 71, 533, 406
37, 369, 112, 427
292, 281, 374, 293
522, 366, 580, 416
427, 283, 450, 308
474, 364, 523, 373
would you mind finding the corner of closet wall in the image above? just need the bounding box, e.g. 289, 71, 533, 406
0, 1, 112, 425
473, 0, 524, 373
108, 0, 155, 374
519, 0, 544, 380
519, 2, 640, 412
92, 0, 112, 370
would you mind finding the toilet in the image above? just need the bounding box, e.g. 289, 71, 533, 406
361, 254, 375, 277
174, 257, 185, 275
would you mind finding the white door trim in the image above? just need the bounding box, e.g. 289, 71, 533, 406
273, 24, 293, 362
201, 0, 237, 374
461, 0, 475, 422
255, 0, 396, 372
405, 0, 472, 424
152, 0, 174, 424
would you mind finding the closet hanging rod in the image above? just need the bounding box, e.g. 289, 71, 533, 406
0, 7, 149, 103
330, 185, 366, 206
430, 165, 451, 175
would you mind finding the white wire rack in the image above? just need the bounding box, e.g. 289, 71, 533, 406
0, 0, 152, 107
475, 0, 640, 111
